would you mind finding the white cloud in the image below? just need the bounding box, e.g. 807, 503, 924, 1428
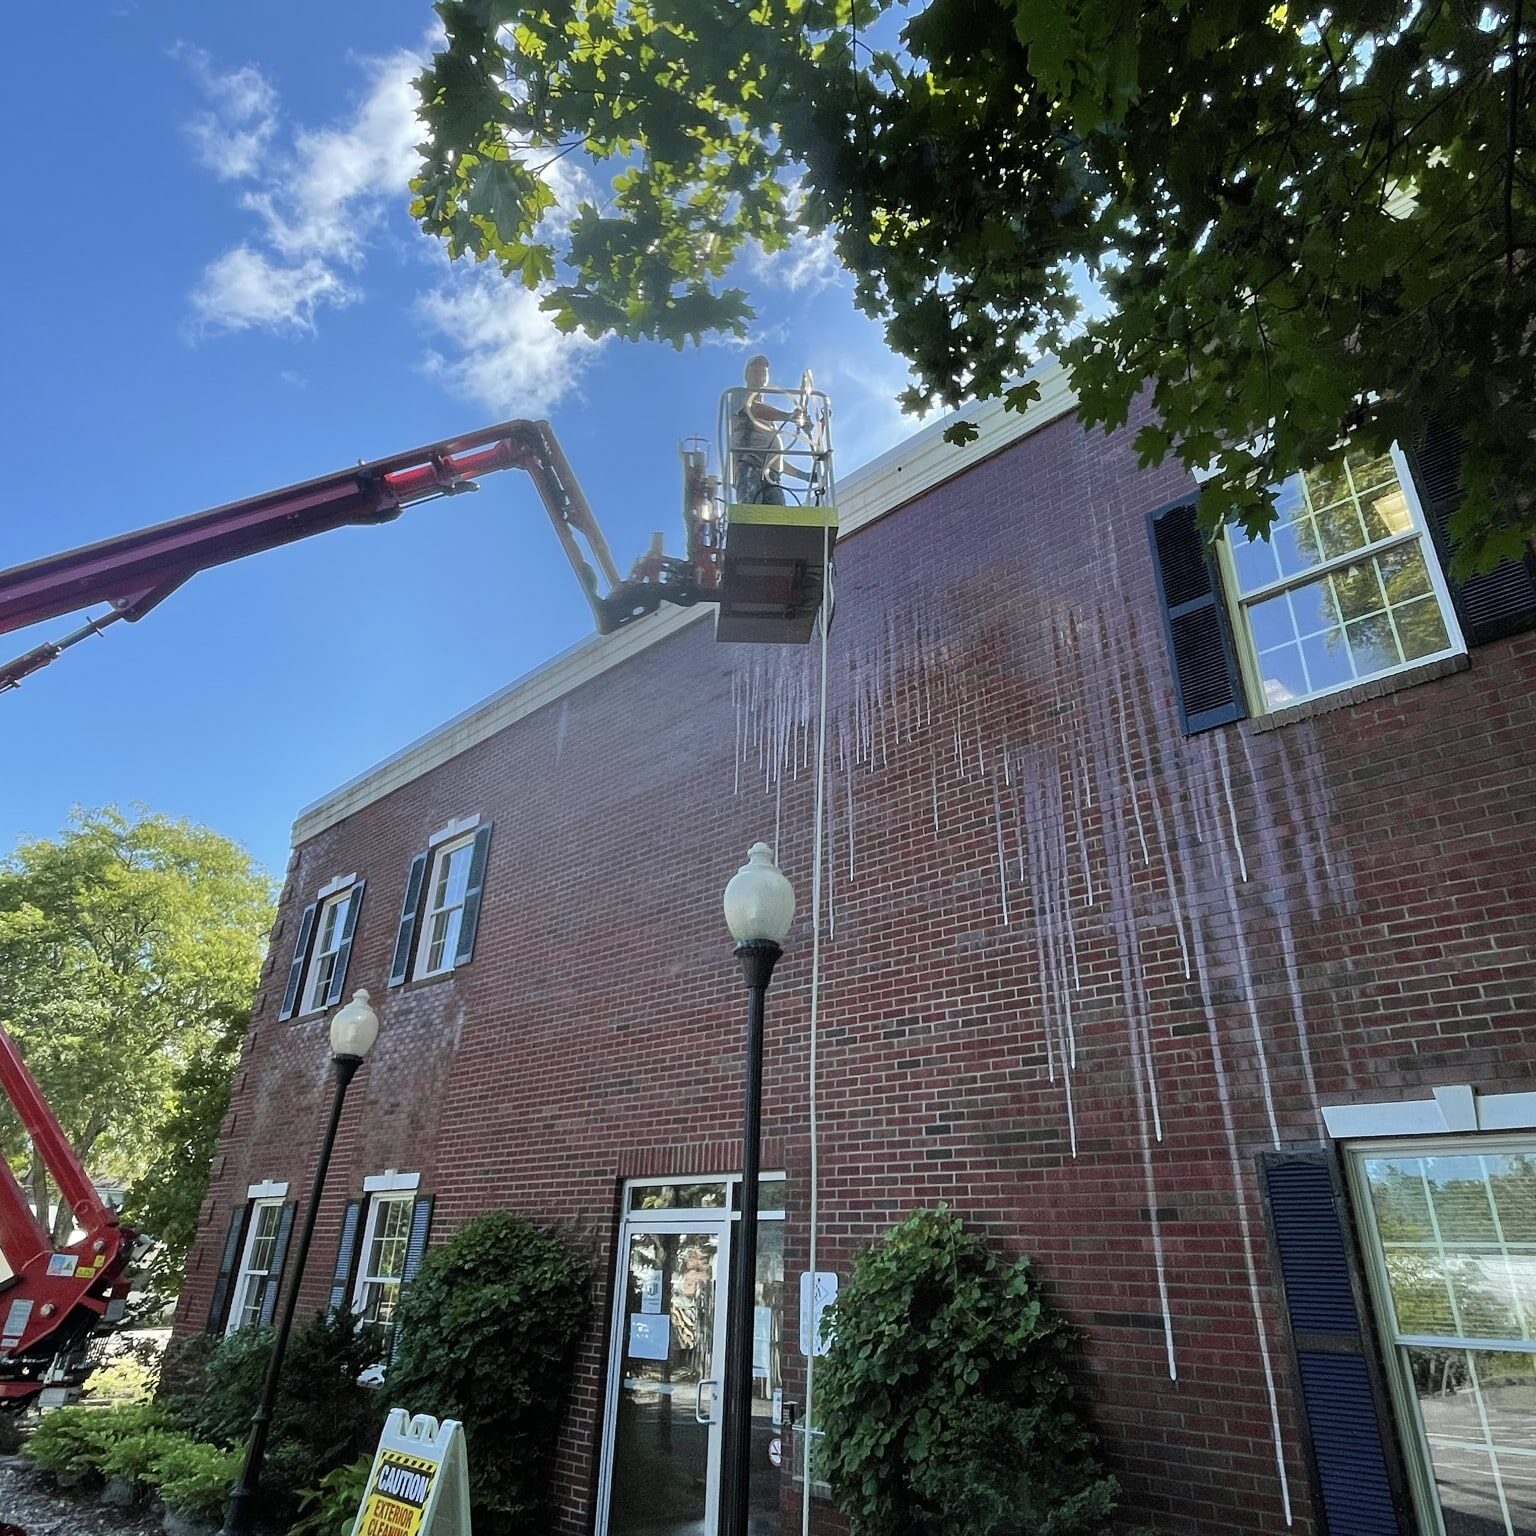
752, 227, 841, 296
417, 270, 600, 420
243, 48, 423, 267
182, 44, 422, 334
188, 247, 355, 335
178, 45, 278, 181
179, 34, 591, 414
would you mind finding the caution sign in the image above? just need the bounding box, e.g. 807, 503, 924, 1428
353, 1410, 471, 1536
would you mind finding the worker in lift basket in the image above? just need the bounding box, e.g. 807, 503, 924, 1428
729, 354, 813, 506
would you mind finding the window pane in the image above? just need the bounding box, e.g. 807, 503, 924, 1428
1231, 529, 1281, 592
1300, 630, 1355, 693
1317, 501, 1369, 561
629, 1182, 728, 1211
1278, 517, 1323, 578
1331, 563, 1388, 624
1345, 614, 1401, 677
1396, 597, 1452, 661
1346, 447, 1397, 496
1493, 1160, 1536, 1241
1257, 644, 1308, 708
1367, 1158, 1436, 1241
1478, 1353, 1536, 1450
442, 843, 473, 907
1378, 544, 1433, 603
1304, 460, 1352, 510
1288, 577, 1342, 637
1247, 593, 1296, 650
1364, 486, 1414, 540
1424, 1438, 1507, 1536
1430, 1160, 1502, 1243
1387, 1249, 1459, 1334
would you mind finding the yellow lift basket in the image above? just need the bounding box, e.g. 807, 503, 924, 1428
714, 375, 837, 644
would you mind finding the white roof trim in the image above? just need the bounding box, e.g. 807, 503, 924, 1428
1321, 1084, 1536, 1140
292, 359, 1076, 844
362, 1169, 421, 1194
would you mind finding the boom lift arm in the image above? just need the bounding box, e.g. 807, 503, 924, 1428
0, 418, 702, 692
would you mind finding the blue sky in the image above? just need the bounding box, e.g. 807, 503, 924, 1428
0, 1, 921, 879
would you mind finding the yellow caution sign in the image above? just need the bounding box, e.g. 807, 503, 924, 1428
353, 1410, 471, 1536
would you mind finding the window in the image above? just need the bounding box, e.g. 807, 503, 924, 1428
352, 1194, 414, 1340
227, 1199, 286, 1336
302, 891, 352, 1015
1222, 445, 1463, 711
415, 835, 475, 979
1351, 1139, 1536, 1535
278, 878, 364, 1022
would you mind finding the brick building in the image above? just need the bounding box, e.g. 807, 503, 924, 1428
177, 362, 1536, 1536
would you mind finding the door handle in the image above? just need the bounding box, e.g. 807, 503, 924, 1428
695, 1377, 718, 1425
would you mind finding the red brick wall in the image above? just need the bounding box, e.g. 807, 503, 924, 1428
177, 399, 1536, 1535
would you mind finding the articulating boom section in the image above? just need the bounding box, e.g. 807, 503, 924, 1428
0, 1031, 132, 1405
0, 419, 697, 693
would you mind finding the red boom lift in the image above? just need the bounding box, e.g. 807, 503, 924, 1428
0, 400, 837, 1404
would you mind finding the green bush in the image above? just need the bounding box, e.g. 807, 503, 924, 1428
386, 1210, 590, 1534
815, 1208, 1121, 1536
156, 1439, 242, 1522
25, 1402, 176, 1485
99, 1426, 189, 1496
25, 1405, 117, 1484
290, 1454, 371, 1536
172, 1311, 381, 1502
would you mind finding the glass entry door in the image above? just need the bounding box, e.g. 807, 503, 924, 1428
602, 1221, 731, 1536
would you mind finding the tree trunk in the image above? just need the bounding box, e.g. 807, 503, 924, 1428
28, 1147, 49, 1233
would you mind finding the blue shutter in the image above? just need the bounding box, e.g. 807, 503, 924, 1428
389, 1195, 435, 1363
206, 1207, 248, 1334
452, 826, 493, 968
327, 1198, 364, 1314
1259, 1153, 1411, 1535
257, 1202, 297, 1327
388, 854, 429, 987
1146, 494, 1248, 734
324, 880, 366, 1007
278, 903, 319, 1021
1406, 421, 1536, 645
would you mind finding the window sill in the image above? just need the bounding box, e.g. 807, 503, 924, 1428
1248, 652, 1469, 733
399, 969, 459, 995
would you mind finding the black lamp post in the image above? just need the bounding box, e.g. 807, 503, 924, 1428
719, 844, 794, 1536
220, 989, 379, 1536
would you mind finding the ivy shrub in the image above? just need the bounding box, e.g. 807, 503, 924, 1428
99, 1424, 187, 1498
815, 1208, 1121, 1536
386, 1210, 590, 1535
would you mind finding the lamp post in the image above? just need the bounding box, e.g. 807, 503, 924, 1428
719, 843, 794, 1536
220, 989, 379, 1536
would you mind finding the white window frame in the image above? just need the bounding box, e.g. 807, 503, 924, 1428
226, 1197, 286, 1337
1217, 442, 1465, 715
1347, 1133, 1536, 1536
300, 887, 355, 1017
351, 1191, 415, 1335
414, 833, 476, 981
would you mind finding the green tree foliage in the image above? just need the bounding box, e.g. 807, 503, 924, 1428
815, 1208, 1120, 1535
386, 1210, 590, 1534
0, 807, 273, 1252
414, 0, 1534, 569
